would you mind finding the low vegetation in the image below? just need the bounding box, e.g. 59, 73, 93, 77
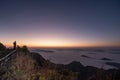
0, 43, 120, 80
0, 45, 78, 80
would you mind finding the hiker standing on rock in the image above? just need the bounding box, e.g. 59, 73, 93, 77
13, 41, 16, 50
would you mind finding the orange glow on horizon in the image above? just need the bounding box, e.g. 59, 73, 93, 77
2, 39, 120, 48
3, 42, 120, 48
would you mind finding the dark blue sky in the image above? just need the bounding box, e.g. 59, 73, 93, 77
0, 0, 120, 47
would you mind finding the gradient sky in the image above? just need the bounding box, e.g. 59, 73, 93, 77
0, 0, 120, 47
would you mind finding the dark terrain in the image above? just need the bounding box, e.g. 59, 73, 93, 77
0, 43, 120, 80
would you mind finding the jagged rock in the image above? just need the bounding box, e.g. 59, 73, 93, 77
100, 57, 112, 61
81, 55, 91, 58
0, 43, 6, 51
65, 61, 84, 72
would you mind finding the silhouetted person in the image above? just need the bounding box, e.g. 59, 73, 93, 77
13, 41, 16, 50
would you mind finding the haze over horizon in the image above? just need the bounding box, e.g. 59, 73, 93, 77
0, 0, 120, 47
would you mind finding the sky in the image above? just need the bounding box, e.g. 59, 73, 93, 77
0, 0, 120, 47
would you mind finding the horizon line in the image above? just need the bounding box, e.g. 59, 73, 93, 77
2, 43, 120, 48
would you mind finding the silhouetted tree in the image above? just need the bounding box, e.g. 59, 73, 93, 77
21, 46, 29, 53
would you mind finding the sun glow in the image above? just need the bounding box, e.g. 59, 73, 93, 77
27, 40, 72, 48
2, 38, 120, 48
40, 41, 64, 47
